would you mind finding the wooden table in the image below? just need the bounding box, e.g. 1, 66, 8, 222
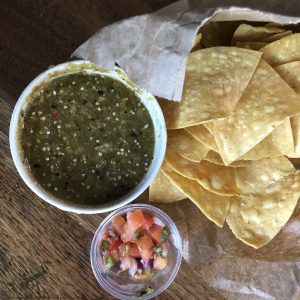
0, 1, 224, 298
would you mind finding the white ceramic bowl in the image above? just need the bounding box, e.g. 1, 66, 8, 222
9, 60, 167, 214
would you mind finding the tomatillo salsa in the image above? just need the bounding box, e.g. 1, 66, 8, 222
100, 209, 169, 282
19, 72, 155, 206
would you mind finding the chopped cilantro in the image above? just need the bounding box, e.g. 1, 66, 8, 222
105, 256, 115, 269
139, 286, 154, 298
100, 240, 109, 254
108, 229, 118, 237
133, 230, 142, 240
161, 227, 169, 242
152, 245, 163, 257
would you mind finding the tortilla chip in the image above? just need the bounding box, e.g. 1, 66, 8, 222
275, 61, 300, 94
165, 148, 238, 196
167, 129, 209, 163
235, 41, 267, 50
159, 47, 261, 129
166, 147, 296, 197
262, 30, 292, 43
149, 169, 185, 203
185, 125, 218, 152
200, 21, 242, 48
261, 33, 300, 66
210, 59, 300, 165
234, 156, 295, 196
231, 24, 285, 44
204, 151, 250, 167
191, 33, 203, 52
275, 61, 300, 157
226, 172, 300, 248
240, 119, 294, 160
162, 161, 232, 227
264, 22, 283, 28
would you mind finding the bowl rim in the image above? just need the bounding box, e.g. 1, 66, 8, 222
9, 60, 167, 214
90, 203, 183, 300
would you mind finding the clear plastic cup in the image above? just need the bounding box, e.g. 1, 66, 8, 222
90, 204, 183, 299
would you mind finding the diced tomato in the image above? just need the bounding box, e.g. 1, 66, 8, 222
121, 222, 134, 242
111, 215, 126, 236
135, 235, 154, 263
51, 110, 60, 117
153, 255, 167, 270
142, 213, 154, 230
108, 237, 122, 251
129, 243, 141, 258
140, 249, 153, 263
110, 249, 119, 260
149, 224, 163, 244
101, 232, 108, 241
127, 209, 145, 232
118, 242, 131, 258
135, 235, 153, 251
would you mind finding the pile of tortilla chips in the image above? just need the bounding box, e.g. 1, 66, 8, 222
150, 23, 300, 249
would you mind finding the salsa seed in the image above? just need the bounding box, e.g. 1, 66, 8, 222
53, 91, 57, 95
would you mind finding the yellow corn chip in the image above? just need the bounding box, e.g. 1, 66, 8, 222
149, 169, 185, 203
159, 47, 261, 129
210, 59, 300, 165
162, 161, 232, 227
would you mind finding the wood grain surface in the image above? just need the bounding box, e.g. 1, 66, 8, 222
0, 1, 224, 299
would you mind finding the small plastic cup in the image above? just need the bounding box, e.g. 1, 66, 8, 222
90, 204, 182, 300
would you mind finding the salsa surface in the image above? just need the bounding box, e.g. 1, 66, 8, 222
20, 72, 154, 206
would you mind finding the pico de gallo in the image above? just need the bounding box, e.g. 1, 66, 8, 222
99, 209, 169, 280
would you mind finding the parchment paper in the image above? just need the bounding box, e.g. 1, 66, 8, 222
73, 1, 300, 299
73, 0, 300, 101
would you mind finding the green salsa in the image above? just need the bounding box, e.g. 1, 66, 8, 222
19, 72, 155, 206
